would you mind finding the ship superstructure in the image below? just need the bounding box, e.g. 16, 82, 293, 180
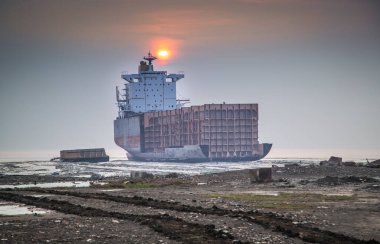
114, 53, 272, 162
116, 52, 184, 117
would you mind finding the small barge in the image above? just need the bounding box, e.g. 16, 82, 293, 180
60, 148, 109, 163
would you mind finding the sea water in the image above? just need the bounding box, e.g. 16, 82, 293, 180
0, 156, 375, 179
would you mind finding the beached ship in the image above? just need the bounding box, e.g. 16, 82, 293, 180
114, 52, 272, 162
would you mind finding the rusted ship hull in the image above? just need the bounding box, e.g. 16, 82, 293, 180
114, 104, 272, 162
60, 148, 109, 163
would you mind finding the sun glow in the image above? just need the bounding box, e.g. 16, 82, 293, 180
148, 37, 181, 64
157, 49, 170, 59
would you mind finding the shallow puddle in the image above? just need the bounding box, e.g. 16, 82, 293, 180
0, 181, 91, 189
240, 190, 279, 196
31, 194, 53, 197
0, 202, 49, 216
101, 189, 124, 192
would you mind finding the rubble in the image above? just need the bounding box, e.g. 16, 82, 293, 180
315, 176, 379, 186
249, 168, 272, 183
284, 163, 300, 169
367, 159, 380, 168
342, 161, 357, 167
320, 156, 343, 166
130, 171, 154, 179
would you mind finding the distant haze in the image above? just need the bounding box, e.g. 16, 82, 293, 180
1, 0, 379, 159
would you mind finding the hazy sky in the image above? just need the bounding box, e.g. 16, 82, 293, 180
1, 0, 379, 158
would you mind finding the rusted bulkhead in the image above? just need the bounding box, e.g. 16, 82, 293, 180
60, 148, 109, 163
143, 104, 264, 159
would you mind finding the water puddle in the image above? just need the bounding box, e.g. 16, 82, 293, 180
0, 181, 91, 189
100, 189, 124, 192
0, 202, 49, 216
31, 194, 53, 197
324, 193, 354, 196
240, 190, 279, 196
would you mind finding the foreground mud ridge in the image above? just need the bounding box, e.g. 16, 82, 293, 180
0, 191, 242, 244
1, 188, 379, 244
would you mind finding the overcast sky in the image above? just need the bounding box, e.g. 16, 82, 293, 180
1, 0, 379, 158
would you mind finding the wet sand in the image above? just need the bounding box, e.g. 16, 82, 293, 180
1, 165, 379, 243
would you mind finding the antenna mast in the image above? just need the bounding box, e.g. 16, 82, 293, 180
143, 51, 157, 65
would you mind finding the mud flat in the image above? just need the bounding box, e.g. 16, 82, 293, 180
1, 165, 379, 243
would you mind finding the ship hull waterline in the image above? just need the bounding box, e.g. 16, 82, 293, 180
127, 143, 272, 163
114, 113, 272, 163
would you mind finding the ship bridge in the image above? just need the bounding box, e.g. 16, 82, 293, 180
116, 52, 184, 118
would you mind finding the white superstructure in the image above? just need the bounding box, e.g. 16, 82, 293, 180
117, 52, 184, 118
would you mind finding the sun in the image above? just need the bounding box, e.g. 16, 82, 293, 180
157, 49, 170, 59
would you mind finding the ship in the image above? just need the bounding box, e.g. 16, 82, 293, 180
114, 52, 272, 162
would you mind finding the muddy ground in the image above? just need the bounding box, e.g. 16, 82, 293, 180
0, 165, 379, 243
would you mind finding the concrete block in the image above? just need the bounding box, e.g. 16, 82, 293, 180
249, 168, 272, 183
328, 156, 343, 165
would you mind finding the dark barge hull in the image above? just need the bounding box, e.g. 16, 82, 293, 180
61, 156, 110, 163
60, 148, 109, 163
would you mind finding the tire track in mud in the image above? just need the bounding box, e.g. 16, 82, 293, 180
0, 191, 245, 244
11, 188, 379, 244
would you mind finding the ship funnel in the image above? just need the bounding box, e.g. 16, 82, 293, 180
138, 61, 149, 73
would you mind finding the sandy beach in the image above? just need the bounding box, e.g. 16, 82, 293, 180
0, 163, 379, 243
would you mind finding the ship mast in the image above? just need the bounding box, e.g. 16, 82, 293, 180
143, 51, 157, 71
